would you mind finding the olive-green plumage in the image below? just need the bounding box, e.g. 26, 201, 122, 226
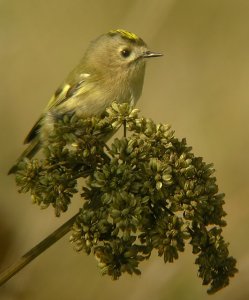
8, 29, 162, 174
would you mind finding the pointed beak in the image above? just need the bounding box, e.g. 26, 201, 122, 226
142, 51, 163, 58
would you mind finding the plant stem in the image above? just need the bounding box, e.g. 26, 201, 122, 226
0, 212, 79, 286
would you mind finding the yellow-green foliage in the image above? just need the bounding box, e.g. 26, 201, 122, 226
15, 102, 237, 294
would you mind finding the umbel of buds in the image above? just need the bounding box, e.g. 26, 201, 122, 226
15, 102, 237, 294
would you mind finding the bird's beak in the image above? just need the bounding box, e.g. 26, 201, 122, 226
142, 51, 163, 58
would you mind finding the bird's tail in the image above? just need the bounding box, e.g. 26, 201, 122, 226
8, 140, 41, 175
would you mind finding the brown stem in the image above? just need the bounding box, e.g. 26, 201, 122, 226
0, 212, 79, 286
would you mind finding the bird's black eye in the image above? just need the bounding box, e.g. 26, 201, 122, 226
121, 48, 131, 58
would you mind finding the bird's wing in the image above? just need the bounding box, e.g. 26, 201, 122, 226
8, 139, 41, 174
24, 73, 90, 144
46, 72, 90, 110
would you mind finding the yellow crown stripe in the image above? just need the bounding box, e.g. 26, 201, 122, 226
109, 29, 139, 41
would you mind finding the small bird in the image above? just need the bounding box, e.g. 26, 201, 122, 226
8, 29, 162, 174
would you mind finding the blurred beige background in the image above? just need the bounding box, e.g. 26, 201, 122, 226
1, 0, 249, 299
